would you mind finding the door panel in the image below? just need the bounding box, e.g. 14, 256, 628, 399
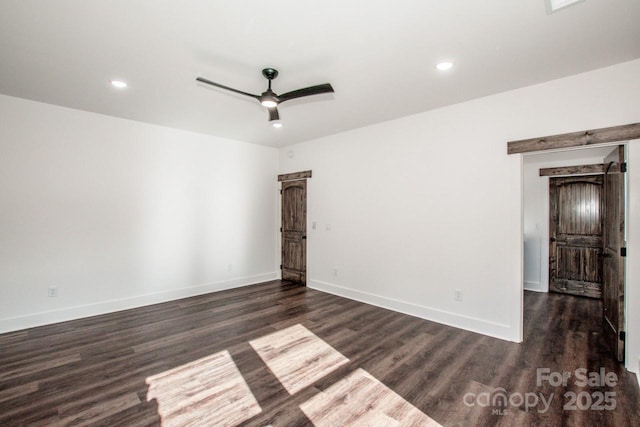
557, 181, 602, 235
281, 179, 307, 285
549, 176, 603, 298
602, 146, 626, 362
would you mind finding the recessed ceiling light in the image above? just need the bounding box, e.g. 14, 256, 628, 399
436, 62, 453, 71
548, 0, 584, 12
110, 80, 127, 88
271, 120, 283, 129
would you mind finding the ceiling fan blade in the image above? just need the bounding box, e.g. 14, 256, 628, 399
196, 77, 260, 100
268, 107, 280, 121
277, 83, 334, 103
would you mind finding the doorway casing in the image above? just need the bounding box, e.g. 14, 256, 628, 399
511, 122, 640, 369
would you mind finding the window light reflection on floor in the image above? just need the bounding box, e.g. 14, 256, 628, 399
145, 324, 440, 426
145, 350, 261, 426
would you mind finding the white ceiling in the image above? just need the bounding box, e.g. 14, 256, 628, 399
1, 1, 639, 147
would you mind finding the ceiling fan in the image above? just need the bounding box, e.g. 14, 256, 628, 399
196, 68, 334, 127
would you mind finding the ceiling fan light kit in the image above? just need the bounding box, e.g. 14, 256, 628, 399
196, 68, 334, 126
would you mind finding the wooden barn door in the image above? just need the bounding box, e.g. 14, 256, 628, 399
602, 146, 626, 362
279, 172, 310, 285
549, 175, 604, 298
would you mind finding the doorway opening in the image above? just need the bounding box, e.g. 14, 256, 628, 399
523, 145, 627, 361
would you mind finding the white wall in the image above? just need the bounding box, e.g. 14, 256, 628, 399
278, 59, 640, 375
523, 147, 614, 292
0, 94, 279, 332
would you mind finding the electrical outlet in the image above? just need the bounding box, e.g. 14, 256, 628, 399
48, 286, 58, 298
332, 268, 338, 277
228, 264, 233, 272
454, 289, 463, 301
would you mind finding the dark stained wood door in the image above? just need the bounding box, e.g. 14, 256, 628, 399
549, 175, 603, 298
602, 146, 626, 362
281, 179, 307, 285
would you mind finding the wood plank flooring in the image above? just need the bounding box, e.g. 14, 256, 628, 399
300, 368, 440, 426
249, 324, 349, 395
1, 280, 639, 426
146, 349, 262, 426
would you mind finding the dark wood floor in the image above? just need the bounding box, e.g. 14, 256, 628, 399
1, 281, 639, 426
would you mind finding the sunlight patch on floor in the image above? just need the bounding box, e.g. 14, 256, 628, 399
249, 323, 350, 394
300, 368, 442, 426
145, 325, 440, 426
145, 350, 261, 426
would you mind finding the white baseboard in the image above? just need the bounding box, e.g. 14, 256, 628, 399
0, 272, 278, 334
308, 280, 517, 342
524, 281, 547, 292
